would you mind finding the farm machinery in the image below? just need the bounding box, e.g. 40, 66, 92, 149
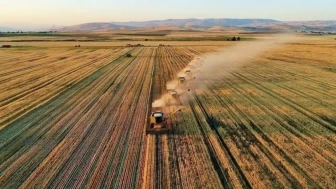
146, 106, 182, 134
185, 69, 191, 74
179, 69, 199, 83
166, 88, 190, 103
178, 76, 186, 84
186, 69, 200, 75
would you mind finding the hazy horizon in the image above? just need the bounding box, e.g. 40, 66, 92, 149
1, 0, 335, 29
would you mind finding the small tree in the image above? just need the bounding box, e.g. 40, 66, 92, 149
237, 37, 241, 41
231, 36, 237, 41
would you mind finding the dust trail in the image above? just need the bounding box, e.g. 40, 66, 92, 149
166, 81, 177, 91
152, 34, 300, 109
152, 98, 166, 109
189, 34, 300, 90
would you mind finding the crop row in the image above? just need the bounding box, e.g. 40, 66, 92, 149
0, 47, 155, 188
0, 48, 130, 130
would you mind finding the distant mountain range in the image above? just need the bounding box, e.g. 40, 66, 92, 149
111, 18, 281, 28
59, 19, 336, 32
61, 23, 134, 31
61, 18, 282, 31
2, 19, 336, 32
285, 20, 336, 31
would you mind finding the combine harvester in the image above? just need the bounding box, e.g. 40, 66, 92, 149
178, 76, 186, 84
185, 67, 200, 74
146, 104, 182, 134
166, 88, 190, 105
178, 66, 200, 83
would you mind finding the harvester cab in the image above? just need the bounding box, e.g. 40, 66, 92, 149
151, 112, 165, 125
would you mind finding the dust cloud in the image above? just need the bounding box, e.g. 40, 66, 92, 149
166, 81, 177, 91
189, 34, 300, 89
152, 34, 300, 109
152, 98, 166, 109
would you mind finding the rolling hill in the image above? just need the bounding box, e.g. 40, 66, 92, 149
61, 19, 280, 31
60, 19, 336, 32
111, 18, 281, 27
61, 23, 135, 31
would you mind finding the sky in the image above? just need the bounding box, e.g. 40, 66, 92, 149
0, 0, 335, 28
